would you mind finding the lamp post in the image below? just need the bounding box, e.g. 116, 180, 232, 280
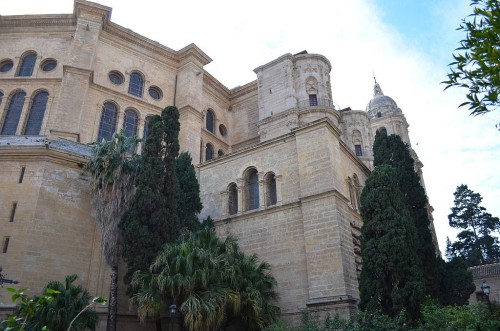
0, 267, 19, 286
168, 303, 178, 331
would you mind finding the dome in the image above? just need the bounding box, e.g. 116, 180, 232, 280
366, 81, 401, 119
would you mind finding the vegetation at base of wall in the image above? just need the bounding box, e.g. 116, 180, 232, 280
263, 302, 500, 331
130, 225, 279, 331
0, 275, 106, 331
446, 184, 500, 266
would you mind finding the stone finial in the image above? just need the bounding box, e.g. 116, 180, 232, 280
373, 81, 384, 97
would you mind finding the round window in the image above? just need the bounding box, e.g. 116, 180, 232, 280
219, 124, 227, 136
108, 71, 124, 85
41, 59, 57, 72
0, 59, 14, 73
148, 86, 162, 100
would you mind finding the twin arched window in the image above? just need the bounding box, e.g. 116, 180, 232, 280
227, 169, 277, 215
206, 109, 215, 133
97, 102, 118, 141
1, 90, 49, 135
128, 72, 144, 97
17, 52, 37, 77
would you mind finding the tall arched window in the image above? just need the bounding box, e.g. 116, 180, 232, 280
205, 143, 214, 161
24, 91, 49, 135
123, 109, 138, 137
97, 102, 118, 141
265, 173, 277, 206
128, 72, 144, 97
16, 52, 37, 77
206, 109, 215, 133
228, 183, 238, 216
246, 168, 259, 211
1, 91, 26, 135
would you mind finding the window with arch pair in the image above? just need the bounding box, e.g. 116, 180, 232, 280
96, 102, 139, 142
227, 170, 277, 215
0, 90, 49, 135
204, 143, 225, 161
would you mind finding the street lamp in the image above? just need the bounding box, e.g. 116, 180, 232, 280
168, 303, 178, 331
0, 267, 19, 286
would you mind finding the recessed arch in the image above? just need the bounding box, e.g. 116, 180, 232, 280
244, 167, 259, 211
205, 109, 215, 133
265, 172, 277, 206
24, 90, 49, 135
97, 101, 118, 141
128, 71, 144, 97
227, 182, 238, 216
16, 51, 37, 77
1, 90, 26, 135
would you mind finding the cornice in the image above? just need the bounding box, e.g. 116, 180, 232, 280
178, 43, 212, 67
74, 0, 111, 24
101, 24, 179, 65
203, 72, 231, 102
294, 53, 332, 73
0, 15, 76, 28
230, 81, 258, 101
253, 53, 294, 73
300, 188, 349, 205
216, 200, 301, 224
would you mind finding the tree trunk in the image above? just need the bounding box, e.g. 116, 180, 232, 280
155, 318, 162, 331
106, 264, 119, 331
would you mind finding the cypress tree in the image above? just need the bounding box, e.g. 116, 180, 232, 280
175, 151, 203, 231
120, 106, 182, 283
372, 130, 439, 298
359, 165, 424, 320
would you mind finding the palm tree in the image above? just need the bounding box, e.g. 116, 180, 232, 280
25, 274, 99, 331
131, 226, 279, 331
85, 131, 140, 331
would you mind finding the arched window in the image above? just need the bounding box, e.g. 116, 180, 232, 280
24, 91, 49, 135
228, 183, 238, 216
205, 143, 214, 161
352, 130, 363, 156
123, 109, 138, 137
245, 168, 259, 211
265, 173, 277, 206
97, 102, 118, 141
377, 127, 387, 135
1, 91, 26, 135
206, 109, 215, 133
16, 52, 37, 77
142, 115, 153, 147
128, 72, 144, 97
218, 149, 225, 157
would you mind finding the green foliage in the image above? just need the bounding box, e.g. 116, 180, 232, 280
0, 276, 105, 331
437, 257, 476, 306
373, 130, 439, 298
175, 151, 203, 231
131, 226, 279, 331
359, 165, 425, 321
418, 301, 500, 331
447, 184, 500, 266
443, 0, 500, 117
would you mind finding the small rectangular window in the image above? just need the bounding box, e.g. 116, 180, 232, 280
355, 145, 362, 156
19, 166, 25, 183
309, 94, 318, 107
2, 236, 10, 253
9, 202, 17, 222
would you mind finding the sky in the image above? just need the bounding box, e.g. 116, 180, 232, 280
3, 0, 499, 256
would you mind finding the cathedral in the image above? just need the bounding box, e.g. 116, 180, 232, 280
0, 0, 438, 329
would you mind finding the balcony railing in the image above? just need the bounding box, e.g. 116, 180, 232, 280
297, 98, 336, 110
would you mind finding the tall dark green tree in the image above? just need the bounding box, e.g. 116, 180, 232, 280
120, 106, 183, 276
359, 165, 424, 321
437, 257, 475, 306
447, 184, 500, 266
175, 151, 203, 231
373, 130, 439, 298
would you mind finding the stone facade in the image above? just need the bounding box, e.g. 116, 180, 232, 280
0, 0, 437, 328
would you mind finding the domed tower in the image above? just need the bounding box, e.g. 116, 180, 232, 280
366, 79, 411, 144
